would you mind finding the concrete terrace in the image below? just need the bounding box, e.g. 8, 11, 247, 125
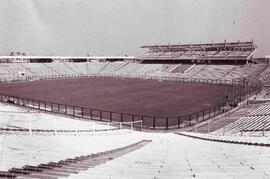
1, 103, 270, 178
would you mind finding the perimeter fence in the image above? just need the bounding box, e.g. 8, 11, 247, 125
0, 73, 254, 86
0, 83, 261, 130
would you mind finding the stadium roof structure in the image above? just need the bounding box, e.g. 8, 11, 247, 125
139, 41, 257, 62
141, 41, 257, 52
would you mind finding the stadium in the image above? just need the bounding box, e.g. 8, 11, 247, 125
1, 40, 270, 178
2, 0, 270, 178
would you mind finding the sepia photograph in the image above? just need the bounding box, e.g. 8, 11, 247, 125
0, 0, 270, 178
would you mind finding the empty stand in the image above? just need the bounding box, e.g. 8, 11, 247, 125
223, 64, 267, 82
60, 134, 270, 179
0, 62, 266, 84
132, 64, 163, 76
86, 62, 107, 74
99, 62, 126, 74
113, 62, 142, 75
0, 140, 151, 179
0, 103, 149, 173
191, 65, 236, 80
212, 102, 270, 136
178, 132, 270, 146
191, 103, 258, 134
139, 41, 256, 63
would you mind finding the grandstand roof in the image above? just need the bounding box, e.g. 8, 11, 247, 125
138, 41, 257, 61
141, 41, 257, 52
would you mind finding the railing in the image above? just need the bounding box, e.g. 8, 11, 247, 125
0, 72, 251, 86
0, 84, 259, 130
0, 120, 143, 135
95, 73, 246, 86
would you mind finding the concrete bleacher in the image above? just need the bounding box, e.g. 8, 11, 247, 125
223, 64, 266, 81
18, 63, 39, 76
178, 65, 207, 78
86, 61, 107, 74
170, 64, 192, 73
18, 63, 53, 77
141, 50, 243, 60
168, 64, 265, 82
227, 51, 252, 58
74, 62, 89, 75
63, 133, 270, 179
149, 52, 164, 58
149, 64, 180, 77
41, 63, 64, 75
248, 102, 270, 116
8, 139, 151, 179
0, 62, 267, 84
210, 102, 270, 136
0, 131, 146, 171
159, 52, 175, 58
176, 64, 260, 81
0, 63, 28, 81
113, 62, 142, 75
214, 51, 230, 58
0, 103, 147, 172
191, 103, 258, 134
131, 64, 163, 76
140, 41, 255, 62
64, 62, 84, 74
0, 66, 14, 81
1, 103, 270, 178
162, 64, 178, 72
179, 132, 270, 145
55, 62, 79, 75
189, 65, 235, 80
171, 52, 184, 58
99, 62, 126, 74
41, 62, 82, 76
218, 116, 270, 135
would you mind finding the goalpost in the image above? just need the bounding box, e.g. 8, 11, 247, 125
23, 119, 143, 136
105, 120, 143, 132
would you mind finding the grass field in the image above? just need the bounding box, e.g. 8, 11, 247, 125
0, 77, 231, 118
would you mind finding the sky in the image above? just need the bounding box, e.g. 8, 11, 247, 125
0, 0, 270, 57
